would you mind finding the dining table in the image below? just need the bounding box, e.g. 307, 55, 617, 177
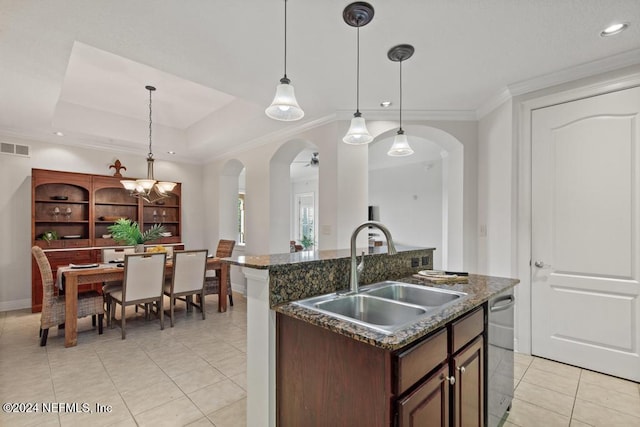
59, 256, 229, 347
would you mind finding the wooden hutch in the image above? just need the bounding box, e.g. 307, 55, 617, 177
31, 168, 182, 312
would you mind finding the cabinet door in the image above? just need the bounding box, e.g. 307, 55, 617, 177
453, 336, 484, 427
398, 364, 450, 427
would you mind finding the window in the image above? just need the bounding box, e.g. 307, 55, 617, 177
238, 193, 245, 244
296, 193, 315, 250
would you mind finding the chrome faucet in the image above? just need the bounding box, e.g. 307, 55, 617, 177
346, 221, 397, 294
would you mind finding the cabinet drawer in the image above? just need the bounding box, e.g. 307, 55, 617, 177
451, 307, 484, 354
396, 328, 448, 395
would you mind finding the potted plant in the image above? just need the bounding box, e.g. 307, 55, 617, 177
300, 234, 315, 251
107, 218, 166, 252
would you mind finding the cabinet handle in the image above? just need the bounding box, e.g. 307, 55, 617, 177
444, 375, 456, 385
458, 366, 466, 374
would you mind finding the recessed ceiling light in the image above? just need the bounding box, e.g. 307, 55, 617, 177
600, 22, 629, 37
54, 131, 64, 136
167, 151, 176, 155
380, 101, 392, 108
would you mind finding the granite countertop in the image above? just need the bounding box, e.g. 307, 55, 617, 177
222, 245, 434, 270
274, 274, 519, 351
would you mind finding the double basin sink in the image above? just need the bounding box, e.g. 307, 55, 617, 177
293, 281, 467, 334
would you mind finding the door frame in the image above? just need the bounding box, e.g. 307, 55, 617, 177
515, 68, 640, 355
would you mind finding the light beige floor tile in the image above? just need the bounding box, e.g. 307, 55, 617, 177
58, 397, 133, 427
521, 365, 579, 397
207, 397, 246, 427
188, 379, 246, 415
579, 369, 640, 397
530, 357, 581, 381
186, 416, 215, 426
134, 396, 204, 426
572, 398, 640, 427
513, 361, 530, 381
211, 354, 246, 378
119, 379, 184, 415
576, 381, 640, 418
172, 366, 227, 394
514, 352, 534, 366
506, 398, 570, 427
515, 380, 575, 417
569, 419, 594, 427
0, 412, 60, 427
229, 372, 247, 391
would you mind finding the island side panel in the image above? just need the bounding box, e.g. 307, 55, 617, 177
277, 314, 393, 426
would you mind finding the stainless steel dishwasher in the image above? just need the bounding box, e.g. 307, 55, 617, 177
487, 288, 516, 427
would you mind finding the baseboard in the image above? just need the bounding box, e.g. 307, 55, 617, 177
229, 281, 247, 297
0, 298, 31, 312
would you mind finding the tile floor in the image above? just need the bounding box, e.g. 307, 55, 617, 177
1, 296, 639, 427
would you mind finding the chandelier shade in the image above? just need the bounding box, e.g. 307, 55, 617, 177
387, 44, 415, 157
121, 85, 176, 203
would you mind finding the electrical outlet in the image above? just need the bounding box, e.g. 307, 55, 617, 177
411, 258, 419, 268
421, 256, 430, 266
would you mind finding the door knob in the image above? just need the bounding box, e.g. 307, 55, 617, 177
534, 261, 550, 268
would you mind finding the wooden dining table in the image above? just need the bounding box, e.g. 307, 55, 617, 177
60, 257, 229, 347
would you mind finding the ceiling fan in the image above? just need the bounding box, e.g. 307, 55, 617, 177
293, 152, 319, 167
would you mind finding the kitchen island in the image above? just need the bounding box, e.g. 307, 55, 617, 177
223, 247, 517, 426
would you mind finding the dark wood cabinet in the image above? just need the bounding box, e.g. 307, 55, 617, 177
30, 168, 182, 312
276, 305, 486, 427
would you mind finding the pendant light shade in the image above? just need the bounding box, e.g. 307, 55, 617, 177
343, 113, 373, 145
388, 131, 414, 157
266, 0, 304, 121
265, 77, 304, 121
387, 44, 415, 157
342, 2, 374, 145
121, 85, 176, 203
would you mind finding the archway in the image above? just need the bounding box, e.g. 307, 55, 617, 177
269, 139, 320, 254
369, 124, 464, 269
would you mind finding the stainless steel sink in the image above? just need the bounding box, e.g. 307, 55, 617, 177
316, 294, 426, 326
293, 281, 467, 334
361, 281, 465, 308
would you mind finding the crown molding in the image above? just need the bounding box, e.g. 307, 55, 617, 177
336, 109, 477, 122
508, 48, 640, 97
475, 89, 512, 120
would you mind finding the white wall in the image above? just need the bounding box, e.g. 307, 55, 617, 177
477, 99, 515, 277
369, 161, 443, 268
0, 137, 205, 311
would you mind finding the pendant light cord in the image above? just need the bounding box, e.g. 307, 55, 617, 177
148, 88, 153, 158
283, 0, 288, 79
398, 59, 403, 133
356, 24, 360, 114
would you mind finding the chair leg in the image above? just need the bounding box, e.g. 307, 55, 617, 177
159, 298, 164, 331
92, 315, 96, 327
170, 296, 175, 328
40, 328, 49, 346
121, 304, 126, 340
39, 327, 42, 337
200, 291, 206, 320
229, 291, 234, 306
98, 314, 104, 334
110, 300, 116, 329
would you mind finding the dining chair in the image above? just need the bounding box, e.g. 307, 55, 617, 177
203, 239, 236, 306
108, 252, 166, 339
164, 249, 208, 326
31, 246, 104, 346
101, 247, 135, 325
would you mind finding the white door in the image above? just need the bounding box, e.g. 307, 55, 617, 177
531, 86, 640, 382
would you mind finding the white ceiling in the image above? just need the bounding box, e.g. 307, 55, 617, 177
1, 0, 639, 163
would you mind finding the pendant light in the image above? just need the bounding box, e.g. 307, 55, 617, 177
342, 2, 374, 145
265, 0, 304, 121
387, 44, 415, 157
121, 85, 176, 202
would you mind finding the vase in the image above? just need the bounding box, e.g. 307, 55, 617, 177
135, 244, 145, 253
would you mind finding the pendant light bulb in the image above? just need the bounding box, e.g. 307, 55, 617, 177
342, 2, 374, 145
266, 0, 304, 121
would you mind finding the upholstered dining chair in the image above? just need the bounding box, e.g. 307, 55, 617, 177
203, 239, 236, 305
164, 249, 208, 326
108, 252, 166, 339
101, 247, 135, 325
31, 246, 104, 346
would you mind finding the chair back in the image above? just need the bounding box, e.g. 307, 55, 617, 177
32, 246, 54, 303
215, 240, 236, 258
171, 250, 208, 294
122, 253, 166, 302
102, 247, 135, 263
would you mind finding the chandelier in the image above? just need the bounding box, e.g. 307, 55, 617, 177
387, 45, 415, 157
121, 85, 176, 202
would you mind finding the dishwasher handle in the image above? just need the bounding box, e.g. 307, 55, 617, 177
489, 295, 516, 313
